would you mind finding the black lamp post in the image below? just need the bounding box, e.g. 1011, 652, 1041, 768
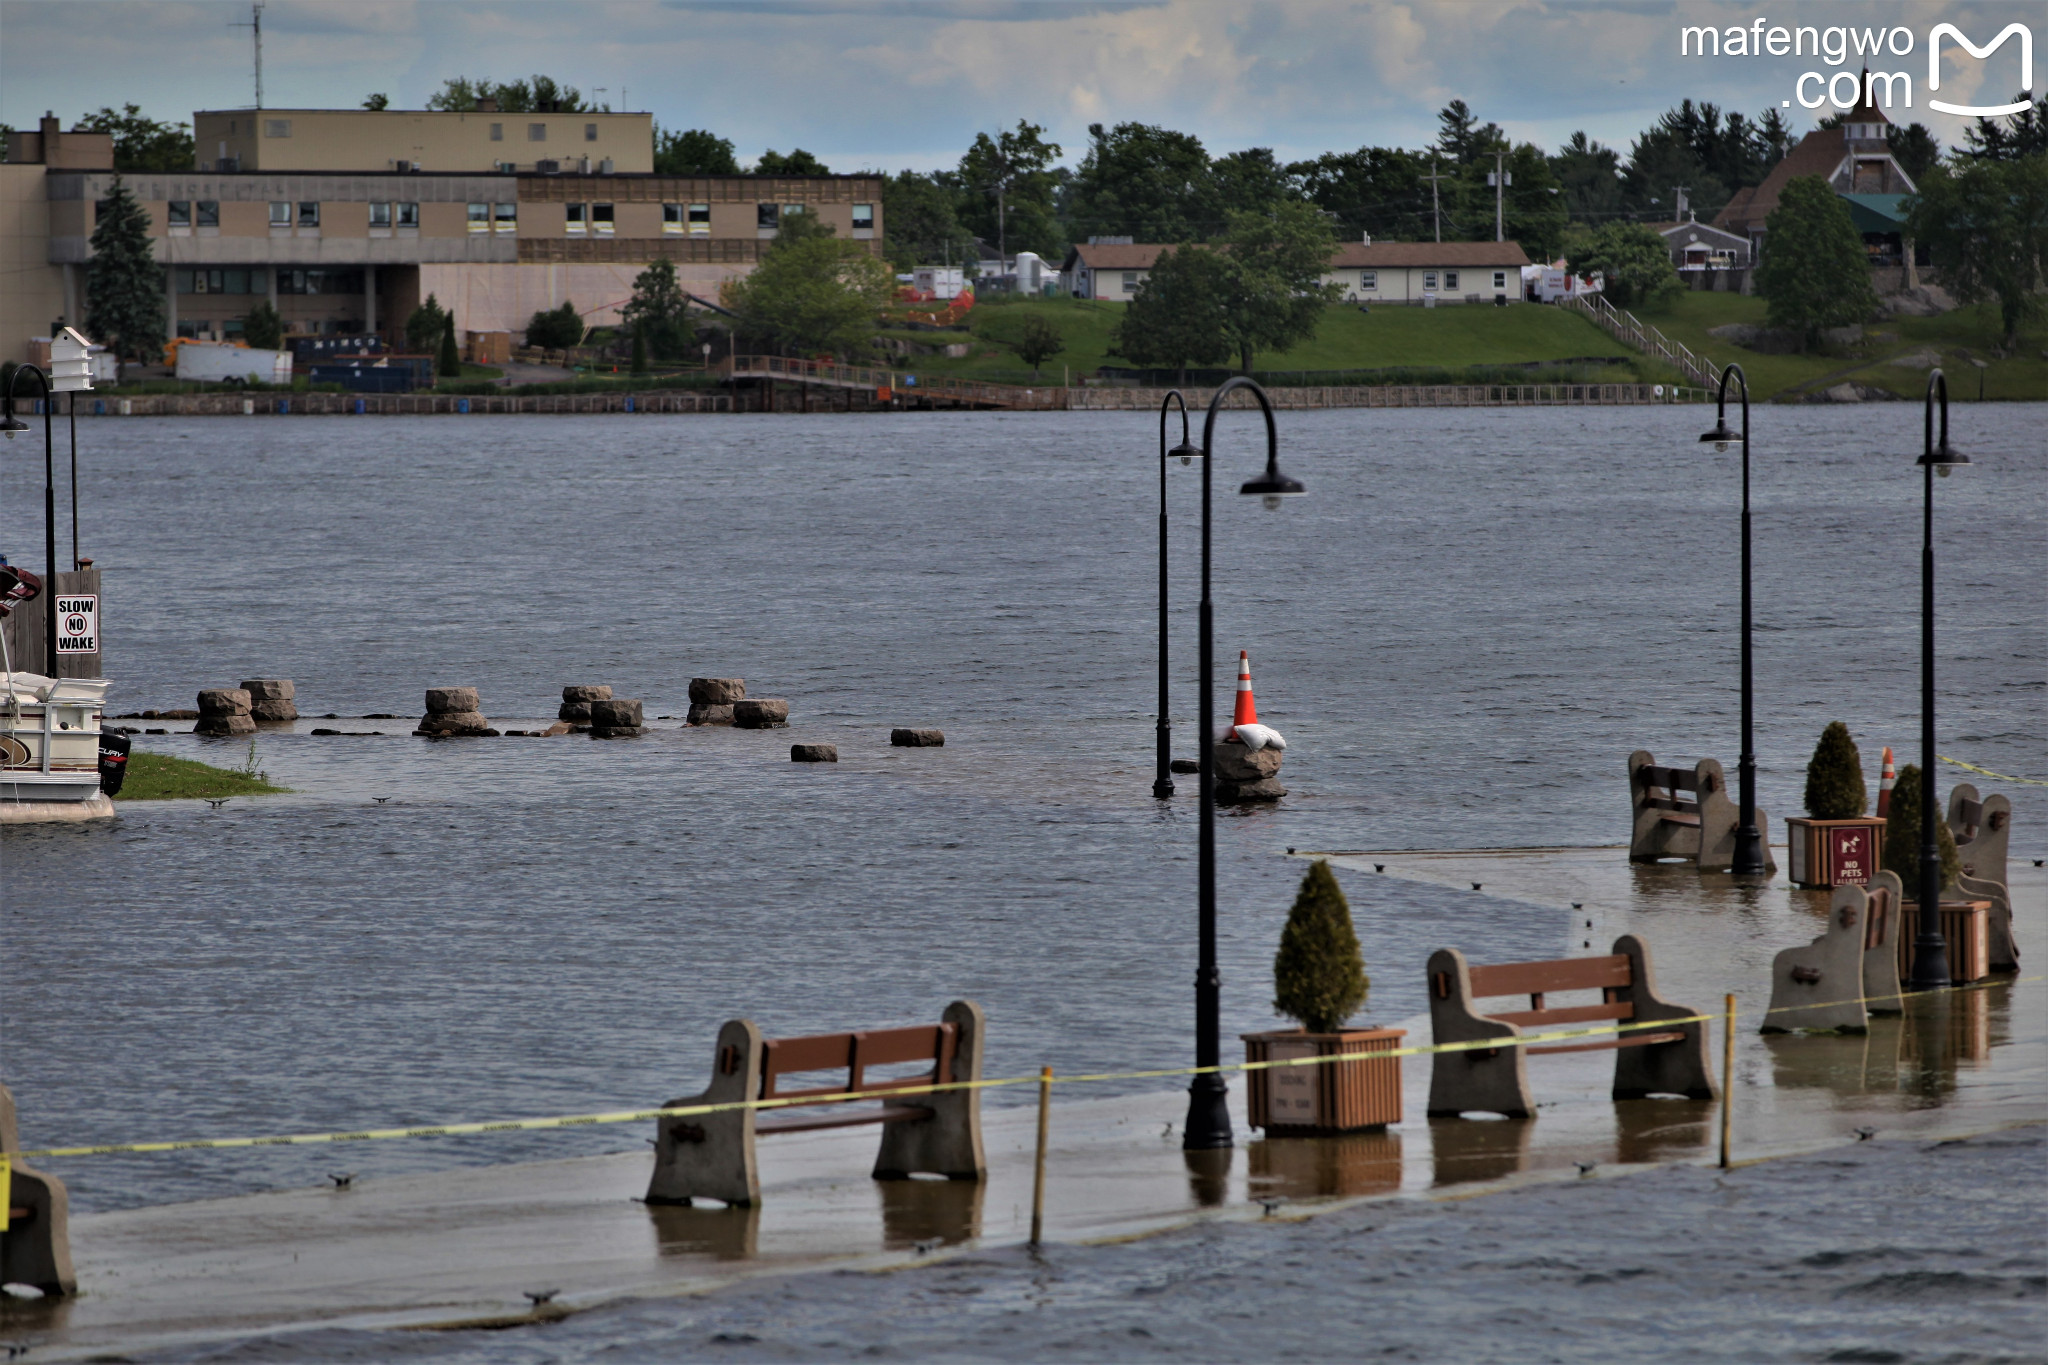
1155, 391, 1201, 799
1698, 364, 1767, 875
1184, 377, 1304, 1152
1908, 369, 1969, 989
1, 363, 58, 674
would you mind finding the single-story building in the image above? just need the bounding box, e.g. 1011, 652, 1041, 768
1060, 241, 1163, 299
1322, 241, 1532, 303
1647, 216, 1751, 270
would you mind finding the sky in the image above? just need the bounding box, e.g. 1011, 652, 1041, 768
0, 1, 2038, 172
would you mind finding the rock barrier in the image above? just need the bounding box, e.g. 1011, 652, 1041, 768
242, 678, 298, 723
591, 698, 645, 738
416, 686, 495, 737
559, 684, 612, 723
891, 728, 945, 747
195, 688, 255, 736
734, 698, 789, 729
688, 678, 745, 726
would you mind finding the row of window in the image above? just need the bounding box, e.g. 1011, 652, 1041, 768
155, 198, 874, 236
467, 203, 519, 233
172, 268, 365, 295
487, 122, 603, 143
569, 201, 876, 235
161, 200, 426, 230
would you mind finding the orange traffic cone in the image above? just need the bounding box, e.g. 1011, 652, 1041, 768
1877, 746, 1896, 818
1233, 650, 1259, 729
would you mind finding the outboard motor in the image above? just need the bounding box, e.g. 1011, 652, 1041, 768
98, 731, 131, 796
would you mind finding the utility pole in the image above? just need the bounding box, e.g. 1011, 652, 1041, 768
1487, 152, 1512, 242
1673, 186, 1690, 220
1421, 158, 1449, 244
232, 2, 265, 108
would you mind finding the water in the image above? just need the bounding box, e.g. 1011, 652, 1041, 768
2, 404, 2042, 1212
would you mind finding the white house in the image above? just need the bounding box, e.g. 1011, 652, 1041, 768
1649, 216, 1751, 270
1321, 241, 1533, 303
1059, 241, 1166, 299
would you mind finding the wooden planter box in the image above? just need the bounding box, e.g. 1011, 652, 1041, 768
1897, 900, 1991, 984
1786, 816, 1887, 888
1242, 1027, 1404, 1134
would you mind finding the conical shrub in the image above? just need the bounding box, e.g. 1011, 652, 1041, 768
1272, 860, 1368, 1034
1804, 721, 1867, 819
1881, 763, 1959, 891
437, 317, 463, 379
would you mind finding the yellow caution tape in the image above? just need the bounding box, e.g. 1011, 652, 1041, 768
1939, 756, 2048, 787
11, 975, 2035, 1161
1, 1152, 11, 1225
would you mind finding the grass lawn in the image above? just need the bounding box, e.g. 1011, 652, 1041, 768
1632, 293, 2047, 402
116, 749, 290, 801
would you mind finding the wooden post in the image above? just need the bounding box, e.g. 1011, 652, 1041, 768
1029, 1065, 1051, 1247
1719, 993, 1735, 1168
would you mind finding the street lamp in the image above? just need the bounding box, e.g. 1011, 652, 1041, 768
1185, 377, 1305, 1152
1154, 391, 1201, 799
1698, 363, 1767, 875
1908, 369, 1970, 990
1, 363, 59, 674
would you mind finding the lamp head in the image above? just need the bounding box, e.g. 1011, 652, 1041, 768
0, 402, 26, 440
1921, 440, 1969, 478
1698, 418, 1741, 453
1240, 466, 1305, 511
1169, 439, 1201, 467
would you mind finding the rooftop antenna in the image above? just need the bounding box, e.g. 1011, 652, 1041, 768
232, 2, 265, 109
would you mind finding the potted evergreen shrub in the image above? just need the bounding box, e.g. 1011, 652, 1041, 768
1786, 722, 1888, 887
1242, 861, 1405, 1134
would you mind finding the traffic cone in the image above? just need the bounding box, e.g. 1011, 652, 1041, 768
1876, 746, 1896, 818
1232, 650, 1259, 729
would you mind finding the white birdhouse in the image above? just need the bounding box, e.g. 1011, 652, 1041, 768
50, 327, 95, 393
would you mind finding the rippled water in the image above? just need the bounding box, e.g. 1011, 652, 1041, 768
2, 403, 2042, 1211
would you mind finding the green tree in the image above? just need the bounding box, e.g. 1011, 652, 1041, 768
630, 326, 649, 374
1218, 199, 1341, 373
958, 121, 1065, 264
524, 300, 583, 350
1568, 221, 1680, 308
1755, 176, 1877, 348
1886, 123, 1942, 183
76, 104, 193, 172
1905, 154, 2048, 348
1114, 245, 1232, 384
723, 219, 893, 358
1212, 148, 1299, 215
1272, 860, 1368, 1035
754, 148, 830, 175
997, 313, 1064, 378
1435, 99, 1508, 166
1067, 121, 1216, 243
1290, 144, 1434, 244
1804, 721, 1867, 820
437, 317, 463, 378
654, 126, 739, 175
405, 293, 451, 352
880, 169, 977, 271
426, 76, 589, 113
241, 299, 284, 351
1960, 92, 2048, 161
1882, 764, 1960, 891
83, 176, 163, 361
361, 93, 390, 111
619, 258, 693, 360
1550, 131, 1625, 224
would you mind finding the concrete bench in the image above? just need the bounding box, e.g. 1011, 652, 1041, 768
1426, 934, 1715, 1118
1, 1084, 76, 1296
647, 1000, 985, 1207
1763, 871, 1905, 1032
1948, 784, 2018, 971
1628, 750, 1772, 872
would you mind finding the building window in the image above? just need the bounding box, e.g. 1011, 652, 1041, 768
1121, 271, 1138, 293
224, 269, 249, 294
369, 202, 392, 229
567, 202, 587, 234
528, 122, 547, 142
757, 202, 779, 230
592, 202, 614, 235
1359, 270, 1377, 291
585, 122, 599, 142
1444, 271, 1460, 290
269, 201, 290, 227
1493, 271, 1506, 289
265, 118, 291, 138
197, 201, 219, 228
851, 202, 874, 233
298, 201, 320, 228
663, 203, 684, 235
494, 202, 517, 233
94, 198, 111, 224
1423, 271, 1438, 290
467, 202, 490, 233
490, 123, 504, 142
167, 200, 192, 227
396, 202, 419, 229
688, 203, 710, 233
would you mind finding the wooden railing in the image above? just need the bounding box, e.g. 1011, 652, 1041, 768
1563, 294, 1723, 390
721, 355, 1064, 409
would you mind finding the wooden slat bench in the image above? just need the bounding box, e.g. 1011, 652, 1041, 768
1763, 871, 1905, 1032
646, 1000, 985, 1207
1628, 749, 1773, 872
1425, 934, 1715, 1118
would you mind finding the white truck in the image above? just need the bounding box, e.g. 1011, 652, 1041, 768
175, 342, 293, 385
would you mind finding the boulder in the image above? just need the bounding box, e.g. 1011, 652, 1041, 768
1170, 758, 1199, 774
561, 684, 613, 703
734, 698, 790, 729
791, 743, 838, 762
1876, 284, 1956, 318
891, 728, 945, 747
1889, 349, 1942, 370
590, 725, 645, 739
197, 688, 252, 716
686, 703, 735, 726
1218, 776, 1288, 803
250, 699, 299, 723
558, 701, 594, 722
194, 713, 257, 736
540, 721, 573, 736
689, 678, 746, 706
425, 686, 480, 715
415, 710, 492, 736
591, 698, 644, 729
241, 678, 294, 701
1213, 738, 1284, 783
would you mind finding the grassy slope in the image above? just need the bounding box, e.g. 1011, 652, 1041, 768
1631, 293, 2047, 402
116, 751, 290, 801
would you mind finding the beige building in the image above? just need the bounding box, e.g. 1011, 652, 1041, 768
193, 107, 655, 174
1062, 239, 1532, 304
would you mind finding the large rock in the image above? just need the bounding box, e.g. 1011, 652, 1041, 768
195, 713, 257, 736
791, 743, 838, 762
416, 710, 492, 736
1213, 738, 1284, 783
562, 684, 613, 703
558, 701, 594, 723
686, 703, 735, 726
689, 678, 746, 706
734, 698, 789, 729
425, 686, 480, 715
591, 698, 643, 729
241, 678, 294, 701
197, 688, 253, 717
250, 699, 299, 723
891, 728, 945, 747
1218, 776, 1288, 803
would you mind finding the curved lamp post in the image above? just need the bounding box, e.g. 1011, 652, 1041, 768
1185, 377, 1304, 1152
1155, 391, 1201, 799
1909, 369, 1969, 989
1698, 364, 1767, 875
0, 363, 59, 673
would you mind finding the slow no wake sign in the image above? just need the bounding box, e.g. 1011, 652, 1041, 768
56, 594, 98, 655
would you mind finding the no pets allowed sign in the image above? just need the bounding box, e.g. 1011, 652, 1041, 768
55, 594, 98, 655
